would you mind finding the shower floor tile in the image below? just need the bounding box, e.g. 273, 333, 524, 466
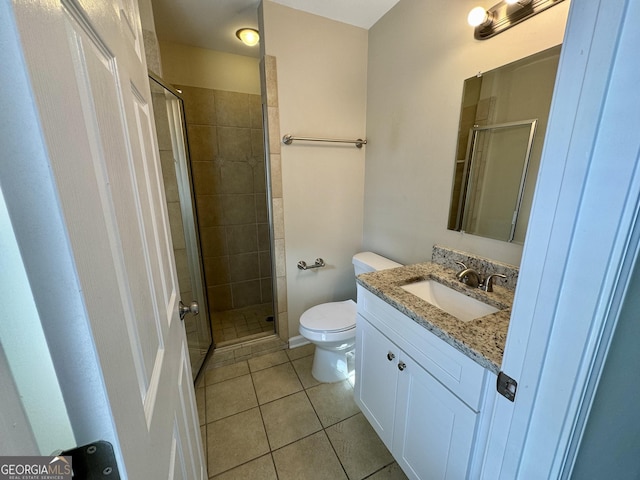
211, 303, 275, 344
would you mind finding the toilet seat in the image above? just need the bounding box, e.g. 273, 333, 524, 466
299, 300, 356, 342
300, 299, 356, 332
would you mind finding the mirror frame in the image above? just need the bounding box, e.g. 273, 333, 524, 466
456, 119, 537, 242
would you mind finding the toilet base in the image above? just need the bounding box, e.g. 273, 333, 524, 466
311, 345, 355, 383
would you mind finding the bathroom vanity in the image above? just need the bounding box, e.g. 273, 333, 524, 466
354, 248, 516, 480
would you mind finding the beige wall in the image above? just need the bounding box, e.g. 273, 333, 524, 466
137, 0, 155, 31
159, 41, 261, 94
262, 2, 369, 337
364, 0, 570, 266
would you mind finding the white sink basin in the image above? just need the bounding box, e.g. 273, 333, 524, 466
400, 279, 499, 322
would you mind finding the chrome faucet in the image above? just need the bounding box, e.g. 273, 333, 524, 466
455, 261, 481, 288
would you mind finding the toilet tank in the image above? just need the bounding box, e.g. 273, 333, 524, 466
352, 252, 402, 276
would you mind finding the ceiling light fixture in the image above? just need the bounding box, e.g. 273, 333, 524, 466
235, 28, 260, 47
469, 0, 564, 40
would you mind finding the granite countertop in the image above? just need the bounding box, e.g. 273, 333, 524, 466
357, 262, 514, 374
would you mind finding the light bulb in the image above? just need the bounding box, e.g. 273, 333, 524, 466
468, 7, 491, 27
236, 28, 259, 47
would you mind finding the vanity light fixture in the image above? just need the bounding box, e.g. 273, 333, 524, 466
235, 28, 260, 47
468, 0, 565, 40
467, 6, 493, 28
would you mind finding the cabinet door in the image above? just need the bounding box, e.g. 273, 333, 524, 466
355, 316, 399, 448
394, 355, 477, 480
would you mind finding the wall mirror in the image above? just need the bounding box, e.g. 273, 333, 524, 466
447, 45, 561, 244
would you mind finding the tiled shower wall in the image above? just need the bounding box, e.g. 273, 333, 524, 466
177, 86, 272, 313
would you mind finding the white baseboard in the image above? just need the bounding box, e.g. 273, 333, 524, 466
288, 335, 311, 349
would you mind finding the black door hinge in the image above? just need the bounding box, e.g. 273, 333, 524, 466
61, 440, 120, 480
497, 371, 518, 402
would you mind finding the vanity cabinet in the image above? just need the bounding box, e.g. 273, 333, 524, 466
355, 286, 495, 480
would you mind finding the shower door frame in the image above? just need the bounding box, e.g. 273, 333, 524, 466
149, 71, 212, 378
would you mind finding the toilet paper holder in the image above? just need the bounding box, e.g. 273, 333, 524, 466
297, 258, 325, 270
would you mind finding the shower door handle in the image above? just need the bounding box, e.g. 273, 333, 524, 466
179, 300, 199, 320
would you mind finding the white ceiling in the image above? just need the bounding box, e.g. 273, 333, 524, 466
269, 0, 400, 29
150, 0, 400, 58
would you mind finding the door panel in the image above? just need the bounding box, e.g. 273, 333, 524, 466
175, 345, 201, 480
64, 4, 165, 397
10, 0, 205, 477
116, 0, 141, 57
129, 86, 177, 315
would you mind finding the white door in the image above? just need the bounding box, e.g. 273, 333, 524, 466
481, 0, 640, 478
7, 0, 205, 478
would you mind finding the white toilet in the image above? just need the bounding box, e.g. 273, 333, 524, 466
299, 252, 402, 383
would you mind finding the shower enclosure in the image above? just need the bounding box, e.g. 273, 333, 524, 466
149, 73, 211, 377
150, 73, 276, 370
175, 83, 275, 347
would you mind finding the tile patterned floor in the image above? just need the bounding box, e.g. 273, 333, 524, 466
196, 345, 408, 479
210, 303, 275, 345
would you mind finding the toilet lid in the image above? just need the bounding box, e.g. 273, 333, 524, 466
300, 300, 356, 333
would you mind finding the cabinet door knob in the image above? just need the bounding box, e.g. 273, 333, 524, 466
387, 352, 395, 361
397, 361, 406, 371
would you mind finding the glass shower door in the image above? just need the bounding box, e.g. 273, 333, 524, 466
149, 73, 212, 378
